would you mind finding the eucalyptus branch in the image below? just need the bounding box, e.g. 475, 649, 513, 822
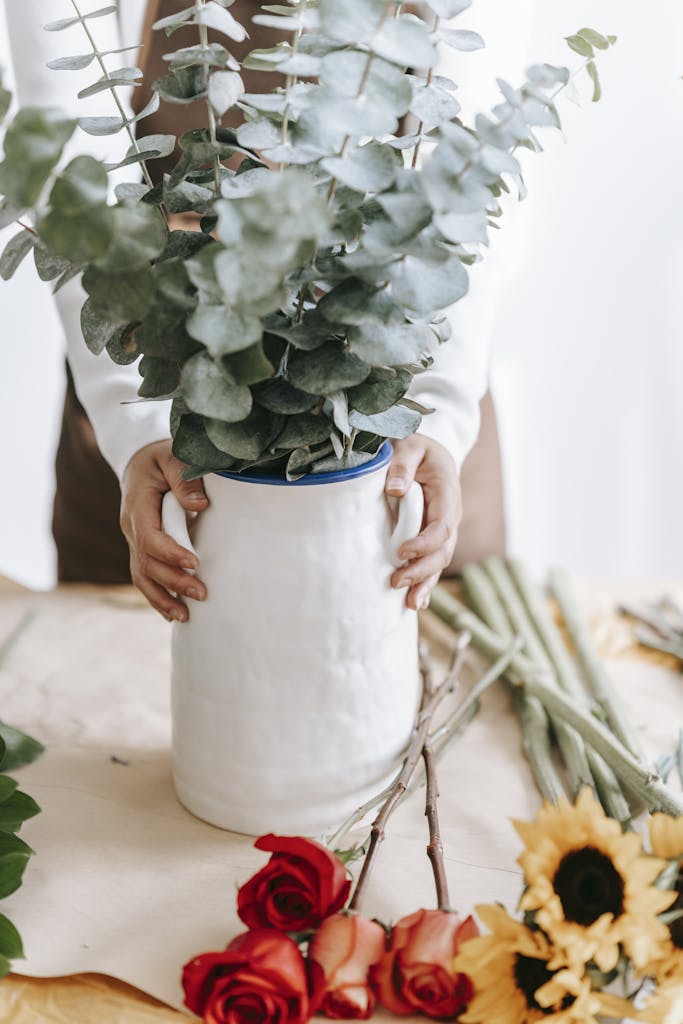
411, 13, 440, 170
278, 7, 306, 170
347, 631, 470, 913
69, 0, 155, 192
197, 0, 222, 196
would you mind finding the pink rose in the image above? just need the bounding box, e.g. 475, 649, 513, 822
371, 909, 478, 1019
309, 913, 386, 1019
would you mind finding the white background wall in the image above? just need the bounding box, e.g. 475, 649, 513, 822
1, 1, 682, 589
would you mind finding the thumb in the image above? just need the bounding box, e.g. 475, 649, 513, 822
385, 440, 424, 497
165, 456, 209, 511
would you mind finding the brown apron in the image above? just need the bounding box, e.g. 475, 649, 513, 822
53, 0, 505, 582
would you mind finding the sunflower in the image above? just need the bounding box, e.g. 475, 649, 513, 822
453, 904, 607, 1024
514, 788, 675, 973
639, 815, 683, 983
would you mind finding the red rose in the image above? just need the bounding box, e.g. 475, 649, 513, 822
182, 929, 312, 1024
237, 835, 351, 932
309, 913, 386, 1019
371, 909, 478, 1020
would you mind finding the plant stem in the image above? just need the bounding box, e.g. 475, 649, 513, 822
411, 13, 440, 170
278, 8, 305, 171
504, 557, 634, 822
461, 565, 568, 803
549, 568, 650, 764
423, 743, 449, 910
70, 0, 155, 192
428, 585, 683, 816
347, 631, 470, 913
16, 220, 37, 237
197, 1, 222, 196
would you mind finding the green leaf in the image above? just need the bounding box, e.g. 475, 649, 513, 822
138, 356, 180, 399
78, 115, 125, 136
156, 67, 207, 106
577, 27, 610, 50
44, 6, 117, 31
0, 723, 44, 772
186, 305, 262, 356
320, 0, 386, 44
206, 406, 282, 460
253, 378, 316, 414
50, 156, 109, 212
77, 66, 142, 100
222, 342, 274, 386
0, 833, 33, 899
347, 368, 412, 415
311, 450, 376, 474
0, 230, 35, 282
80, 298, 125, 355
271, 413, 332, 451
410, 82, 461, 129
0, 955, 11, 979
153, 4, 196, 33
440, 28, 484, 52
0, 107, 76, 206
347, 322, 432, 365
83, 266, 153, 322
565, 34, 594, 58
0, 85, 11, 125
318, 279, 404, 327
0, 779, 18, 805
208, 71, 245, 117
0, 914, 24, 960
322, 143, 398, 194
0, 791, 41, 834
172, 414, 236, 471
33, 242, 70, 282
372, 15, 437, 69
181, 351, 253, 421
106, 325, 138, 365
94, 204, 166, 271
195, 3, 247, 41
391, 255, 469, 314
349, 405, 421, 439
586, 61, 601, 102
287, 343, 370, 395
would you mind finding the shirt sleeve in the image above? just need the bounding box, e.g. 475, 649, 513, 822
3, 0, 171, 481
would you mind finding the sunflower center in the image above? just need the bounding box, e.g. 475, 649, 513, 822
552, 846, 625, 925
513, 955, 574, 1014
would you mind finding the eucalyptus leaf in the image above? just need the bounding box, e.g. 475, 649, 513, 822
187, 305, 262, 356
253, 378, 316, 414
172, 413, 236, 471
206, 406, 281, 460
311, 450, 375, 474
181, 351, 253, 421
208, 71, 245, 117
287, 343, 370, 395
83, 266, 153, 322
138, 356, 180, 399
78, 115, 125, 136
77, 67, 142, 100
347, 322, 432, 365
80, 298, 125, 355
322, 143, 398, 194
391, 255, 469, 314
0, 231, 35, 282
347, 368, 412, 415
271, 412, 332, 451
372, 15, 437, 69
349, 405, 421, 439
44, 6, 118, 31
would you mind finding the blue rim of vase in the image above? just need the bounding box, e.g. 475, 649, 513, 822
215, 440, 393, 487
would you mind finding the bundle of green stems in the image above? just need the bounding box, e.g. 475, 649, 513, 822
429, 558, 683, 822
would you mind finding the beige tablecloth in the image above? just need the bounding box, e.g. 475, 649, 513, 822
0, 578, 681, 1020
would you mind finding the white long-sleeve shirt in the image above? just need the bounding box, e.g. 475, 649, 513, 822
4, 0, 495, 478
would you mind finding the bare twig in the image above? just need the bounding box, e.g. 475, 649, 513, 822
422, 743, 449, 910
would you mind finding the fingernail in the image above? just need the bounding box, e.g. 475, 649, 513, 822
386, 476, 406, 492
400, 548, 416, 561
187, 587, 203, 601
188, 492, 208, 504
171, 608, 187, 622
418, 591, 430, 611
181, 558, 198, 571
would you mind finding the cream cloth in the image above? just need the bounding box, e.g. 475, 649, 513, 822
0, 581, 681, 1015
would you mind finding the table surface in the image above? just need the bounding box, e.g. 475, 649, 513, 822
0, 575, 681, 1022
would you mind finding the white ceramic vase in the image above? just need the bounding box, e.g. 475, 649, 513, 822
161, 442, 423, 836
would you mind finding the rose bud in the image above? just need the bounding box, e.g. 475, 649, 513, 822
237, 834, 351, 932
182, 929, 311, 1024
371, 909, 478, 1020
309, 913, 386, 1019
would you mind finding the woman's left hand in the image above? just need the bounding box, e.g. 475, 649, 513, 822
385, 435, 462, 611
